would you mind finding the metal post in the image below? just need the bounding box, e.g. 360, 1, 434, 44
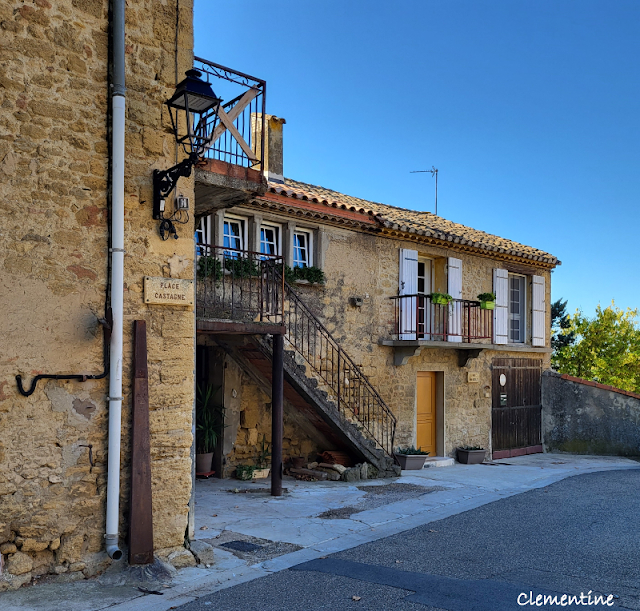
271, 333, 284, 496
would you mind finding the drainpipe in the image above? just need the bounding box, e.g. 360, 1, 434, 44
106, 0, 125, 561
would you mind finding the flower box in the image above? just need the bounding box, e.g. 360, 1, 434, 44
480, 301, 495, 310
395, 454, 428, 470
456, 448, 486, 464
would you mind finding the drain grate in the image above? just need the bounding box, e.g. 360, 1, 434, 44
220, 540, 262, 552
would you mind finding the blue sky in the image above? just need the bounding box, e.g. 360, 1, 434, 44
194, 1, 639, 316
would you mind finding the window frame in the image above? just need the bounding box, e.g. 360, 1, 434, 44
222, 213, 248, 254
259, 221, 282, 258
508, 273, 527, 344
292, 229, 313, 268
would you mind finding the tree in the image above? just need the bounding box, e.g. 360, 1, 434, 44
551, 298, 576, 352
552, 302, 640, 393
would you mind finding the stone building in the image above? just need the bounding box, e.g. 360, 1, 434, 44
194, 118, 560, 476
0, 0, 559, 591
1, 0, 199, 589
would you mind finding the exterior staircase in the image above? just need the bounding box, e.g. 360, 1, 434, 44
196, 251, 399, 476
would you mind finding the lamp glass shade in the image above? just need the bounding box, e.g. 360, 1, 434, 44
167, 69, 220, 114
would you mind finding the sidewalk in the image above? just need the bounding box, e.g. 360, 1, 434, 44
2, 454, 637, 611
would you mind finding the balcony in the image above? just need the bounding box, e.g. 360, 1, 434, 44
382, 294, 550, 366
196, 244, 285, 335
193, 58, 268, 216
389, 294, 493, 343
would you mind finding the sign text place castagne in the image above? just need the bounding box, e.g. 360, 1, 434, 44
144, 276, 194, 306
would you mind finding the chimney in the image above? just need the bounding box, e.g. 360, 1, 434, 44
252, 114, 286, 183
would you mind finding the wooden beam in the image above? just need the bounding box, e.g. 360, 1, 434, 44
128, 320, 154, 565
206, 88, 259, 161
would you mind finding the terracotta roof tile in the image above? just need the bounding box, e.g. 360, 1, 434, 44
267, 178, 559, 266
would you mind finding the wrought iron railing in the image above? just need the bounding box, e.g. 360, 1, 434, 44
194, 57, 266, 171
196, 245, 284, 323
281, 278, 397, 459
390, 295, 493, 342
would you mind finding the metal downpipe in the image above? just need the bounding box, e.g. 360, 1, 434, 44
106, 0, 126, 561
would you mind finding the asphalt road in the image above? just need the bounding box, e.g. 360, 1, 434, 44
176, 469, 640, 611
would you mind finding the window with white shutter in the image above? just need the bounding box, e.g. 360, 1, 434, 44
493, 268, 509, 344
532, 275, 546, 347
398, 249, 418, 340
447, 257, 462, 343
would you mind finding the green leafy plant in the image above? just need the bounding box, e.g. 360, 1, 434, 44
235, 465, 255, 480
256, 434, 271, 469
477, 292, 496, 302
196, 384, 225, 454
395, 446, 429, 455
197, 256, 222, 280
284, 265, 325, 285
430, 292, 453, 305
459, 445, 483, 451
224, 256, 260, 278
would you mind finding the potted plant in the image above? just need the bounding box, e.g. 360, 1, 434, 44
284, 264, 325, 285
477, 292, 496, 310
395, 446, 430, 470
195, 384, 224, 474
235, 465, 255, 480
456, 446, 486, 464
253, 435, 271, 479
430, 292, 453, 306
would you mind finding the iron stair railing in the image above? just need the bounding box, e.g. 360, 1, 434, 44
280, 277, 397, 459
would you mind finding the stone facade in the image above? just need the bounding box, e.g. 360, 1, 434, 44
0, 0, 197, 588
207, 203, 553, 459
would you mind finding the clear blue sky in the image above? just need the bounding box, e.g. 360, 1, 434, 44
194, 1, 639, 316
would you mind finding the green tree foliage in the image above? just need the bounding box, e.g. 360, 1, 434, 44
552, 302, 640, 393
551, 298, 576, 352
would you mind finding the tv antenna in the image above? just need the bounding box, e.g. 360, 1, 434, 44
410, 166, 438, 215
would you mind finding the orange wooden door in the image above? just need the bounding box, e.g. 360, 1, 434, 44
416, 372, 436, 456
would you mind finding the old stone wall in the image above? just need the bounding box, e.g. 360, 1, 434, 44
0, 0, 196, 588
223, 205, 552, 457
195, 337, 331, 478
542, 371, 640, 456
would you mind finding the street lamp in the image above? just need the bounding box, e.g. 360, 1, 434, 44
153, 69, 221, 238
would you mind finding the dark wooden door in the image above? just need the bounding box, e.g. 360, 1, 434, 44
491, 357, 542, 459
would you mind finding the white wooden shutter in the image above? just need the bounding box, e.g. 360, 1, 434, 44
532, 275, 546, 347
493, 268, 509, 344
447, 257, 462, 343
399, 249, 418, 340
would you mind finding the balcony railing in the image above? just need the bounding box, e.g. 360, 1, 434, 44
390, 294, 493, 343
196, 245, 284, 323
194, 57, 266, 172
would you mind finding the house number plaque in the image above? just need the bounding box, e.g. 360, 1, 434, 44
144, 276, 194, 306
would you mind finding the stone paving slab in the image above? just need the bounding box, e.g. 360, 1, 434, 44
1, 454, 637, 611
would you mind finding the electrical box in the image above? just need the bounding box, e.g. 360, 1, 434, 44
467, 372, 480, 383
175, 196, 189, 211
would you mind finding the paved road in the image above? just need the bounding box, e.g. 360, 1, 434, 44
175, 469, 640, 611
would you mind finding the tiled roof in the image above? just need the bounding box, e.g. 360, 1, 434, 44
266, 178, 559, 266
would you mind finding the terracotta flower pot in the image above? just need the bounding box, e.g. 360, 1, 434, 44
196, 452, 213, 473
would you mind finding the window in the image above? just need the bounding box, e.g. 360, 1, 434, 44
293, 230, 312, 268
223, 217, 245, 257
195, 216, 212, 256
260, 223, 281, 257
417, 259, 432, 338
509, 274, 526, 343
